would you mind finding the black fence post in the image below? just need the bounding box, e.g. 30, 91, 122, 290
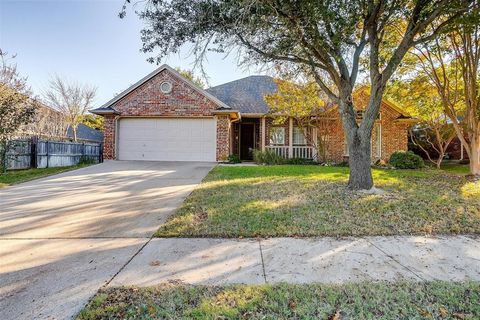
46, 141, 49, 168
31, 136, 38, 169
99, 143, 103, 163
82, 142, 85, 163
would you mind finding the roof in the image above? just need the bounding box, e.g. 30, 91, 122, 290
91, 64, 231, 114
206, 75, 277, 114
66, 124, 104, 142
92, 66, 413, 120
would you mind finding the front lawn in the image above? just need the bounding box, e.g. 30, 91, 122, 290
440, 162, 470, 174
0, 164, 89, 188
78, 282, 480, 319
156, 165, 480, 237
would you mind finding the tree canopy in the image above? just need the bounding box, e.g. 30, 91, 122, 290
127, 0, 474, 188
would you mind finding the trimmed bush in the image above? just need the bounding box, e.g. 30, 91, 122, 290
285, 157, 317, 165
252, 149, 284, 165
227, 154, 241, 164
389, 151, 424, 169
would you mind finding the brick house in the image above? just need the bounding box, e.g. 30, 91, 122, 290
92, 65, 415, 162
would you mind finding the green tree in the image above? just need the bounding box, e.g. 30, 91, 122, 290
264, 78, 331, 162
82, 114, 104, 131
126, 0, 471, 189
401, 16, 480, 175
0, 50, 38, 173
387, 78, 456, 168
175, 68, 206, 88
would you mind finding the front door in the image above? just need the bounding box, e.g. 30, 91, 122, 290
240, 124, 255, 160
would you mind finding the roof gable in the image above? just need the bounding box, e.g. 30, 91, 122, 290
92, 64, 231, 113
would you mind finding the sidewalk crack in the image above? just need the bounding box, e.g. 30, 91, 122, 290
258, 239, 267, 283
366, 238, 426, 281
103, 235, 154, 288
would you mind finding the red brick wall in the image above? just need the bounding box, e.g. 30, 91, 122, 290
103, 115, 117, 160
379, 106, 409, 161
216, 115, 230, 161
262, 102, 410, 163
101, 68, 230, 160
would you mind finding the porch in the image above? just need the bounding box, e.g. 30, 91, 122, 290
231, 116, 317, 161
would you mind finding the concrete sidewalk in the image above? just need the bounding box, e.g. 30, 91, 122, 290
110, 235, 480, 287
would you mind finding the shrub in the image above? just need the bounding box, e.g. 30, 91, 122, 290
227, 154, 241, 164
252, 149, 284, 165
389, 151, 424, 169
285, 157, 317, 165
459, 159, 470, 165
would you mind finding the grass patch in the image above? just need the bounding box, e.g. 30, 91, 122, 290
440, 162, 470, 174
77, 282, 480, 320
156, 165, 480, 237
0, 164, 91, 188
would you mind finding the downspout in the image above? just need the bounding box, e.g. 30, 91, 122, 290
114, 115, 120, 160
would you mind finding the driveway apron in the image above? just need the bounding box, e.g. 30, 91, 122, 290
0, 161, 214, 320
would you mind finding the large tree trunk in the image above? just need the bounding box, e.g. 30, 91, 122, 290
470, 135, 480, 176
338, 89, 377, 190
347, 131, 373, 189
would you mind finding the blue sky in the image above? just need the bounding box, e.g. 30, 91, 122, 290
0, 0, 258, 107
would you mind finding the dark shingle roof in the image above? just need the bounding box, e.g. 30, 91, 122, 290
206, 75, 277, 114
67, 124, 104, 142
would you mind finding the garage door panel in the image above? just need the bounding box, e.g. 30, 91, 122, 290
118, 118, 217, 161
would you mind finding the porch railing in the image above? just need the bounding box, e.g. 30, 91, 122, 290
292, 146, 316, 159
266, 146, 289, 158
266, 146, 316, 160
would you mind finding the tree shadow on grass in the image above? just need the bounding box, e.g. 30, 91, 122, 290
158, 166, 480, 237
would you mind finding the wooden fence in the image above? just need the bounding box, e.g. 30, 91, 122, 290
4, 138, 103, 170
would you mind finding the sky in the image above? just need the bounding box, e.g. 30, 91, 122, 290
0, 0, 258, 107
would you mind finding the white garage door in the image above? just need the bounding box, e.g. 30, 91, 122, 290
118, 118, 217, 161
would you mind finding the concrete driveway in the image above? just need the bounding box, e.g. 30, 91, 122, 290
0, 161, 214, 319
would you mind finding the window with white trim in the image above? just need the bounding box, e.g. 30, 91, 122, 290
293, 127, 306, 145
269, 127, 285, 145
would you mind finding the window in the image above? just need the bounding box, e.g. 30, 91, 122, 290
293, 127, 306, 145
160, 81, 172, 94
269, 127, 285, 145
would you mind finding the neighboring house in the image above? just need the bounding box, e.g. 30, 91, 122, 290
65, 124, 104, 143
20, 103, 104, 143
91, 64, 415, 162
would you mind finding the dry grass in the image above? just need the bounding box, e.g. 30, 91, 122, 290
156, 165, 480, 237
77, 282, 480, 320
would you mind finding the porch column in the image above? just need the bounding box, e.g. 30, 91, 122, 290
261, 116, 266, 151
312, 127, 318, 161
288, 117, 293, 158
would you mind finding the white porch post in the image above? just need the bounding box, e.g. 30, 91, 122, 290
288, 117, 293, 158
261, 116, 266, 151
